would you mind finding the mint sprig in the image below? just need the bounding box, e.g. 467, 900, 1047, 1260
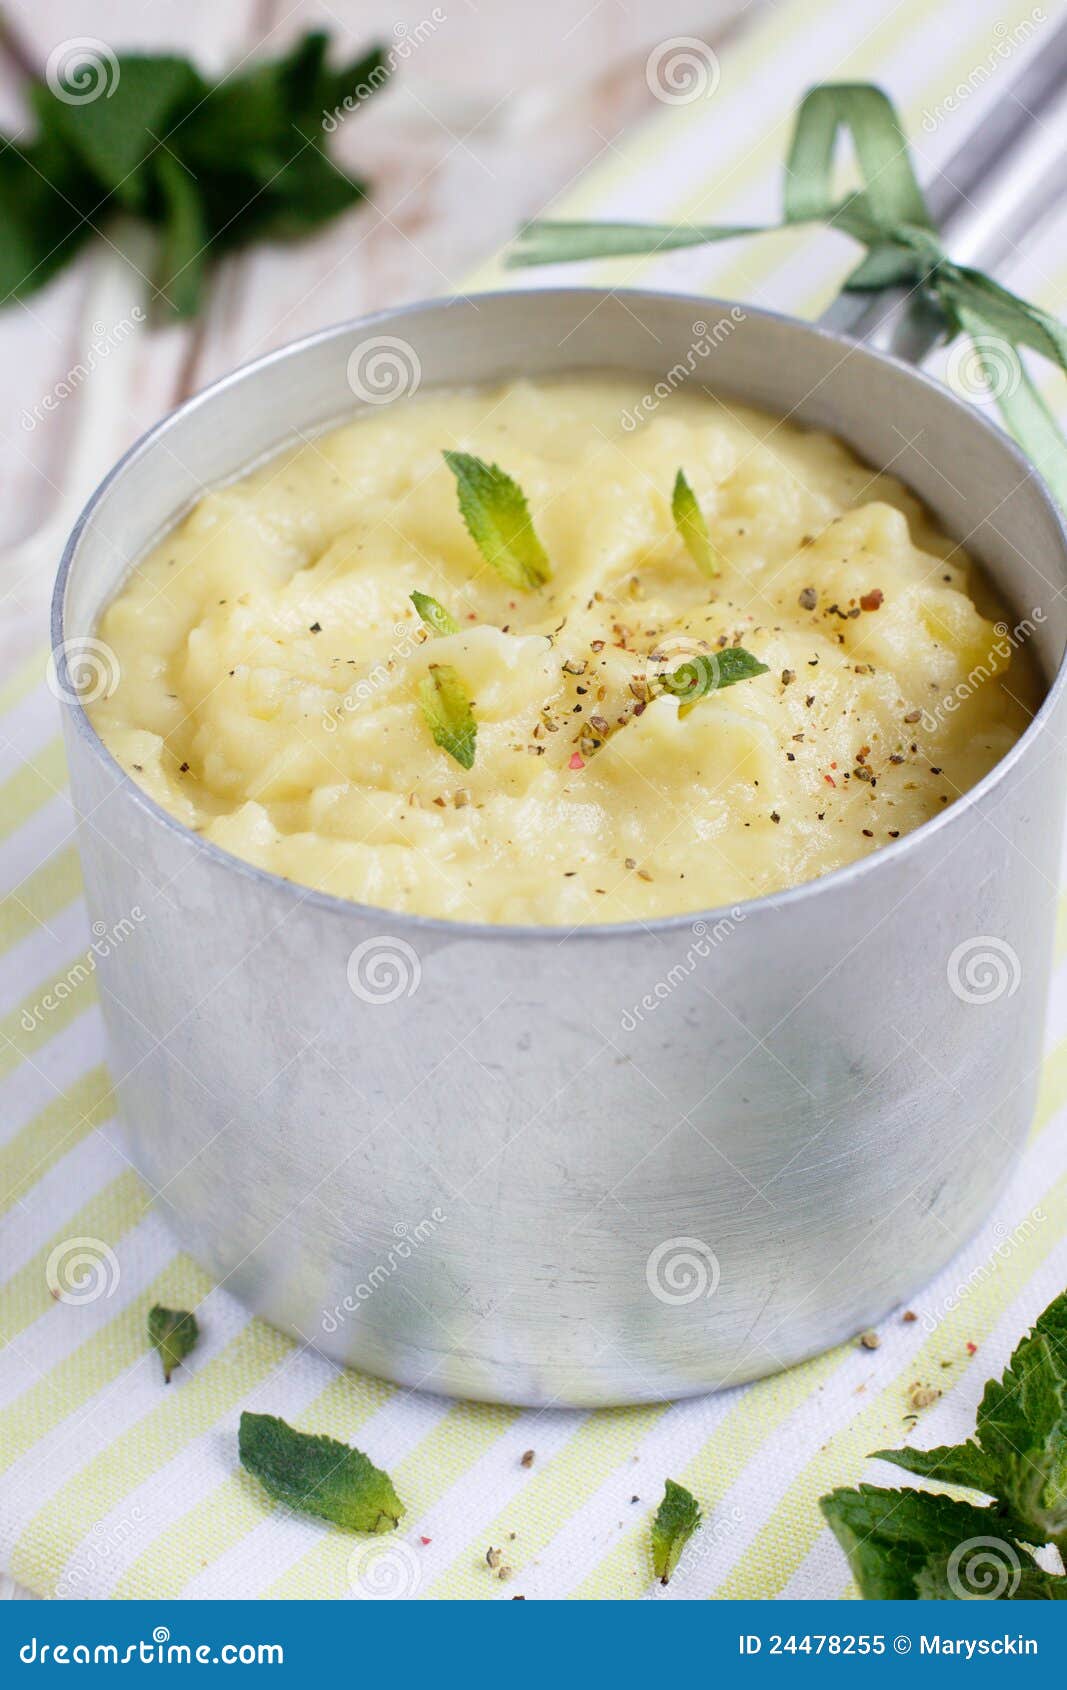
411, 590, 460, 637
147, 1304, 199, 1383
239, 1411, 404, 1534
1, 32, 388, 317
509, 83, 1067, 509
418, 663, 477, 769
821, 1288, 1067, 1598
672, 469, 718, 577
443, 451, 551, 590
651, 1479, 702, 1585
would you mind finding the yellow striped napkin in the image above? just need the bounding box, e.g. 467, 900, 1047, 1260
3, 0, 1067, 1599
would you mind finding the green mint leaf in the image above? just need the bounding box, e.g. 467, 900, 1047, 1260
35, 58, 205, 209
319, 43, 390, 126
411, 590, 460, 637
871, 1440, 1000, 1499
823, 1290, 1067, 1596
155, 152, 208, 319
672, 469, 718, 577
819, 1485, 1026, 1600
418, 664, 476, 769
147, 1304, 199, 1383
915, 1551, 1067, 1601
1, 34, 388, 318
972, 1292, 1067, 1545
239, 1411, 403, 1533
164, 33, 382, 269
233, 150, 366, 247
651, 1479, 701, 1584
443, 451, 551, 590
655, 646, 769, 717
0, 138, 95, 303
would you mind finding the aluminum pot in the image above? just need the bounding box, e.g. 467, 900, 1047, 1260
52, 286, 1067, 1406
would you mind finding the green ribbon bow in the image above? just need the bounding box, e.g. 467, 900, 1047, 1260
510, 84, 1067, 508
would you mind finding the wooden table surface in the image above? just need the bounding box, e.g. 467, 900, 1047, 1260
0, 0, 754, 1600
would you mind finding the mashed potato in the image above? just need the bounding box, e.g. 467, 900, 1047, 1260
89, 377, 1035, 924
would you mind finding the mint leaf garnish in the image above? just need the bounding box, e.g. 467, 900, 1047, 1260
821, 1288, 1067, 1598
672, 469, 718, 577
147, 1304, 199, 1383
418, 663, 477, 769
1, 34, 388, 318
655, 646, 769, 717
443, 451, 551, 590
411, 590, 460, 636
239, 1411, 404, 1533
651, 1479, 701, 1584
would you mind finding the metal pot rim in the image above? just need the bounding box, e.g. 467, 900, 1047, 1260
51, 285, 1067, 943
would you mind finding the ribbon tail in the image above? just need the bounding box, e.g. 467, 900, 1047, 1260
957, 307, 1067, 513
507, 219, 772, 268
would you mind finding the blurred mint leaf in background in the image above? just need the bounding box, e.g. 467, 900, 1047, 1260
0, 31, 388, 317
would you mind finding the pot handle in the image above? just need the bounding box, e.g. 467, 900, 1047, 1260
820, 13, 1067, 361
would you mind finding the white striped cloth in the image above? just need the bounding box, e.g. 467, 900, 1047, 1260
3, 0, 1067, 1600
